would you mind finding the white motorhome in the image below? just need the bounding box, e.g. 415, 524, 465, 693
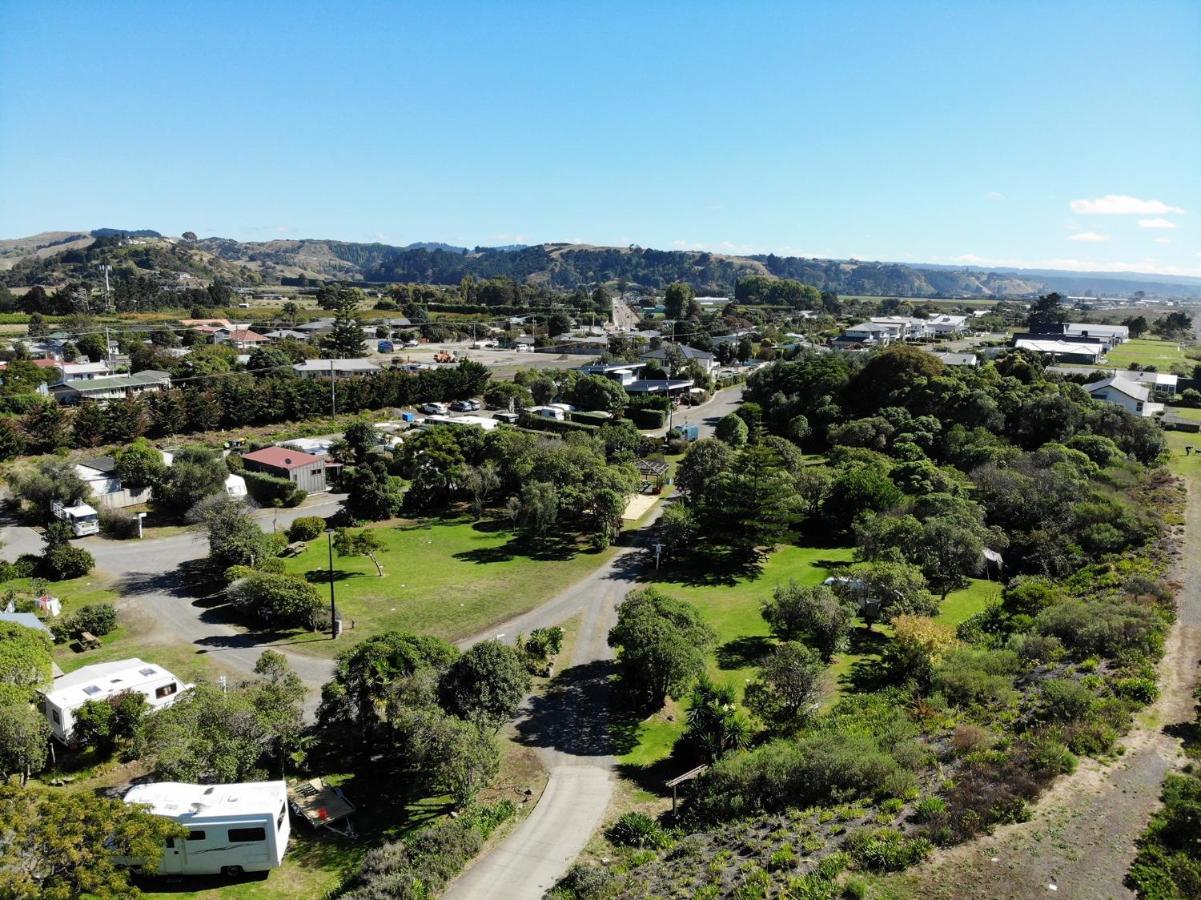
41, 658, 189, 744
122, 781, 291, 877
51, 499, 99, 536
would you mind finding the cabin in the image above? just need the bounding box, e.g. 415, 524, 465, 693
1084, 375, 1164, 417
41, 658, 189, 744
51, 370, 171, 405
122, 781, 290, 876
241, 446, 328, 493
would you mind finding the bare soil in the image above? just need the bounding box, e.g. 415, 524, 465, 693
908, 479, 1201, 899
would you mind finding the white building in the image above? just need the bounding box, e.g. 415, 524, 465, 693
869, 316, 929, 340
293, 359, 381, 379
837, 322, 896, 345
926, 314, 969, 335
578, 362, 645, 386
1084, 375, 1164, 417
1013, 339, 1106, 364
121, 781, 290, 876
41, 658, 189, 744
1065, 322, 1129, 347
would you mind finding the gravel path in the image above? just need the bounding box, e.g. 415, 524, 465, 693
911, 476, 1201, 899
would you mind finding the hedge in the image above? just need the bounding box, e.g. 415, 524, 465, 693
242, 470, 308, 507
628, 407, 667, 429
519, 416, 598, 435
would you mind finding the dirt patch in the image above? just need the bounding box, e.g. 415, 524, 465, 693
909, 477, 1201, 899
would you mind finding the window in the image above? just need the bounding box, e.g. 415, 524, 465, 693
186, 830, 206, 841
51, 710, 61, 724
139, 667, 156, 676
82, 685, 101, 696
277, 804, 286, 828
155, 682, 178, 700
228, 827, 267, 843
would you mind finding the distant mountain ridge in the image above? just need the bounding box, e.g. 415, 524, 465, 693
3, 229, 1199, 299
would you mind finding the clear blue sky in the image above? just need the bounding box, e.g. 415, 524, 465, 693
2, 1, 1198, 275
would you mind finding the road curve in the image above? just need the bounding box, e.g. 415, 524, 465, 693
445, 386, 743, 899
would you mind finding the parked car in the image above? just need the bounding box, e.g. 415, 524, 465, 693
420, 402, 448, 415
450, 400, 472, 412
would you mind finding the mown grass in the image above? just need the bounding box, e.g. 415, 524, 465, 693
281, 517, 616, 656
1101, 337, 1190, 370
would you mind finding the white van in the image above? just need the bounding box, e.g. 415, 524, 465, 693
123, 781, 290, 877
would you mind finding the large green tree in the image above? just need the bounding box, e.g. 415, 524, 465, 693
608, 588, 715, 709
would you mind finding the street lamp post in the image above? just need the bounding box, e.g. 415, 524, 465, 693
326, 530, 338, 639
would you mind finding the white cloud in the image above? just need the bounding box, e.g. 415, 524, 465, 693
1155, 237, 1172, 244
1068, 232, 1110, 242
1138, 217, 1177, 229
1070, 195, 1184, 215
984, 191, 1005, 201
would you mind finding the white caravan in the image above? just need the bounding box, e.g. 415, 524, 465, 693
51, 499, 99, 536
41, 658, 189, 744
123, 781, 290, 876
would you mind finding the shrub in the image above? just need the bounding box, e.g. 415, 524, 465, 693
70, 604, 117, 637
1035, 597, 1166, 661
0, 558, 36, 582
913, 796, 947, 823
287, 516, 325, 542
242, 469, 307, 507
40, 544, 94, 581
932, 647, 1021, 708
552, 863, 621, 900
226, 572, 321, 628
1114, 676, 1158, 704
844, 828, 931, 871
628, 407, 666, 430
606, 812, 671, 849
1036, 678, 1095, 723
98, 508, 139, 539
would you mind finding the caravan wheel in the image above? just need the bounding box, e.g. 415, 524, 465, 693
221, 866, 244, 877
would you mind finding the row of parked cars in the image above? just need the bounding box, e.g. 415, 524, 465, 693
419, 399, 481, 415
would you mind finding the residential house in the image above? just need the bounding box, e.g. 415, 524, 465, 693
56, 360, 112, 382
75, 455, 153, 509
214, 328, 271, 351
241, 447, 328, 493
1049, 366, 1178, 395
51, 370, 171, 404
1084, 375, 1164, 417
833, 321, 896, 347
926, 314, 969, 335
869, 317, 930, 340
1065, 322, 1129, 347
624, 378, 694, 396
578, 362, 646, 386
1012, 339, 1106, 364
293, 359, 381, 379
638, 343, 717, 375
263, 329, 309, 342
295, 318, 336, 336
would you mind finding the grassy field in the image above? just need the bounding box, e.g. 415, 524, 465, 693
282, 517, 615, 656
1101, 337, 1191, 370
617, 553, 999, 768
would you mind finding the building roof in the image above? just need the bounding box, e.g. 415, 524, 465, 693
61, 361, 110, 375
0, 612, 52, 634
845, 322, 893, 333
44, 658, 175, 708
1085, 375, 1150, 402
58, 370, 171, 393
625, 378, 694, 393
293, 359, 381, 374
1013, 339, 1104, 357
1066, 322, 1129, 337
80, 455, 118, 473
928, 314, 968, 326
180, 318, 232, 328
124, 780, 286, 820
639, 344, 715, 361
264, 329, 309, 340
222, 329, 270, 343
242, 446, 324, 470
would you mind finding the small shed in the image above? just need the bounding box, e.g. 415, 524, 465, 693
241, 447, 328, 494
634, 458, 669, 491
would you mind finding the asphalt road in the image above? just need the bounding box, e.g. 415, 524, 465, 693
445, 385, 743, 900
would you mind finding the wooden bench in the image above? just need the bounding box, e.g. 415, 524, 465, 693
77, 631, 101, 650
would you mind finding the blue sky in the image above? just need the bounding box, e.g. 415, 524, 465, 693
1, 1, 1198, 275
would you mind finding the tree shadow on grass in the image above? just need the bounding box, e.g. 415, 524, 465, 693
303, 568, 359, 583
454, 533, 584, 565
843, 626, 894, 693
716, 635, 773, 670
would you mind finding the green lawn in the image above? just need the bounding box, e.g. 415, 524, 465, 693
617, 544, 857, 765
1165, 405, 1201, 421
282, 517, 616, 657
1101, 337, 1190, 370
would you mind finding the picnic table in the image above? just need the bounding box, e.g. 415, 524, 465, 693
77, 631, 101, 650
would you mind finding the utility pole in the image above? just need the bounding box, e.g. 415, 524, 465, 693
327, 530, 338, 639
330, 357, 336, 417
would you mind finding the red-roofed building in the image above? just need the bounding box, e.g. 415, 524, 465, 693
241, 446, 328, 493
214, 328, 271, 350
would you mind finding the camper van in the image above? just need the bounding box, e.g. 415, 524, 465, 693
51, 499, 99, 536
122, 781, 291, 877
41, 658, 189, 744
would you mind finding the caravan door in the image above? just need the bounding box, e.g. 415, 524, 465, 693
159, 835, 186, 875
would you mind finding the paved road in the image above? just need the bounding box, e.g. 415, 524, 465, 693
445, 386, 742, 900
